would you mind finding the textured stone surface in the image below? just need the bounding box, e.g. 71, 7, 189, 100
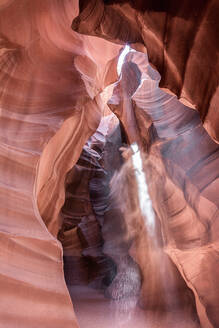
108, 49, 219, 327
0, 0, 218, 327
60, 116, 119, 287
73, 0, 219, 142
0, 1, 120, 327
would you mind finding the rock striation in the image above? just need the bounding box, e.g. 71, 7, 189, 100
0, 1, 120, 327
73, 0, 219, 142
107, 49, 219, 327
0, 0, 218, 327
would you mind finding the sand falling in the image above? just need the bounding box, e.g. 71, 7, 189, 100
69, 142, 200, 328
1, 2, 218, 326
69, 45, 201, 328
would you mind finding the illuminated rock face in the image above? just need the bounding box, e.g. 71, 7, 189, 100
0, 1, 120, 327
0, 1, 218, 328
73, 0, 219, 143
107, 49, 219, 327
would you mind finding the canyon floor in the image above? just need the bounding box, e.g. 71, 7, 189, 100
69, 286, 200, 328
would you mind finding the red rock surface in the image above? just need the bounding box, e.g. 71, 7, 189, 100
0, 1, 218, 327
0, 1, 120, 327
107, 50, 219, 327
60, 115, 119, 287
73, 0, 219, 143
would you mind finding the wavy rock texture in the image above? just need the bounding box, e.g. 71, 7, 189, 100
108, 50, 219, 327
72, 0, 219, 142
0, 1, 121, 327
60, 115, 119, 287
0, 0, 218, 327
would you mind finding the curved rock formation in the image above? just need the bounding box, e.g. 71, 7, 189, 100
72, 0, 219, 142
107, 49, 219, 327
0, 0, 218, 327
60, 115, 119, 288
0, 1, 121, 327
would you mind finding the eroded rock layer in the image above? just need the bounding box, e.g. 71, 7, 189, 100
0, 1, 121, 327
60, 115, 119, 288
107, 49, 219, 327
0, 0, 218, 327
73, 0, 219, 142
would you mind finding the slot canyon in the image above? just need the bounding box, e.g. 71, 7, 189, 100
0, 0, 219, 327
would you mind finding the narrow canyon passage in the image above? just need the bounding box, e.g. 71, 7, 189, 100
0, 1, 218, 328
56, 100, 200, 327
59, 120, 200, 328
57, 43, 219, 328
